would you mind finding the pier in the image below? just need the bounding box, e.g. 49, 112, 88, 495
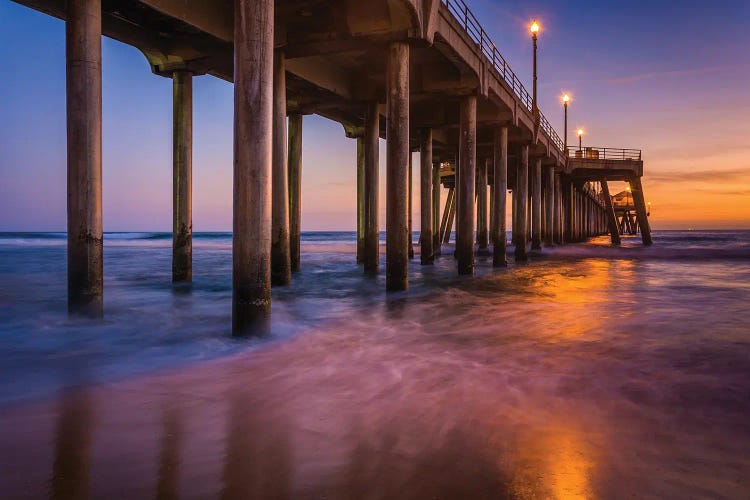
12, 0, 652, 334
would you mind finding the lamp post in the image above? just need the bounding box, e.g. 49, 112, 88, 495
530, 21, 540, 118
577, 128, 584, 152
562, 94, 569, 153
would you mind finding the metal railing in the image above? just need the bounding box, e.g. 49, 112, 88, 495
566, 147, 642, 161
441, 0, 565, 153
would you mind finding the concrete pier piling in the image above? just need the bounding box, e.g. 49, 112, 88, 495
66, 0, 103, 316
288, 113, 303, 272
476, 157, 489, 250
492, 127, 508, 267
356, 136, 364, 264
554, 173, 562, 244
385, 42, 409, 291
271, 50, 291, 286
531, 157, 542, 250
630, 176, 653, 246
408, 154, 414, 260
432, 162, 441, 254
232, 0, 273, 335
172, 71, 193, 283
544, 166, 554, 247
364, 101, 380, 274
420, 129, 434, 265
457, 95, 476, 275
515, 145, 529, 261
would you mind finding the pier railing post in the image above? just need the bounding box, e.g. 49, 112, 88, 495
288, 113, 303, 272
386, 42, 409, 290
531, 157, 542, 249
233, 0, 273, 335
630, 176, 653, 246
420, 129, 434, 265
364, 101, 380, 274
457, 95, 477, 274
67, 0, 103, 316
515, 145, 529, 261
271, 49, 291, 286
172, 70, 193, 282
492, 127, 508, 266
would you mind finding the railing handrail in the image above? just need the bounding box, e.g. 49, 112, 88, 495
565, 146, 642, 161
441, 0, 565, 153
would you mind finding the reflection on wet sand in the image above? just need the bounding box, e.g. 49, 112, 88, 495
156, 404, 181, 500
1, 253, 749, 498
51, 389, 93, 500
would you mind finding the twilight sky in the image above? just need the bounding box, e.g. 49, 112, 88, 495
1, 0, 749, 231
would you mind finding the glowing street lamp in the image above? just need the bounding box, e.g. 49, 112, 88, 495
530, 20, 540, 118
577, 128, 584, 151
562, 94, 570, 153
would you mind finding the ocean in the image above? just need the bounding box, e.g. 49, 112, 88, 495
0, 230, 749, 497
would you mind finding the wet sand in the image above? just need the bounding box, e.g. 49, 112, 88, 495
1, 234, 749, 498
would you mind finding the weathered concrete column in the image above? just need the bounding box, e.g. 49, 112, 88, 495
554, 173, 562, 244
476, 157, 489, 250
432, 162, 441, 254
629, 176, 653, 246
364, 101, 379, 274
386, 42, 409, 290
420, 129, 434, 265
492, 126, 508, 266
356, 136, 364, 264
233, 0, 273, 335
271, 50, 291, 286
544, 166, 554, 247
408, 153, 414, 260
67, 0, 103, 316
515, 145, 529, 261
288, 113, 303, 272
457, 95, 477, 274
172, 70, 193, 282
531, 157, 542, 249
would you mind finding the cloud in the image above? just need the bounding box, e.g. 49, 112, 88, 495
693, 188, 750, 196
607, 65, 730, 84
647, 167, 750, 184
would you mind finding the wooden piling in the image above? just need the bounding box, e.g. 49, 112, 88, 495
232, 0, 273, 335
457, 95, 476, 275
420, 129, 434, 265
288, 113, 303, 271
492, 127, 508, 266
385, 42, 409, 291
363, 101, 379, 274
66, 0, 103, 316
